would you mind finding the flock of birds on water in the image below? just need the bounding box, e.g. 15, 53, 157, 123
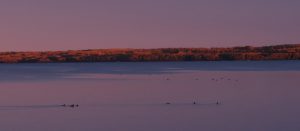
59, 100, 220, 108
165, 76, 239, 82
210, 77, 239, 82
60, 104, 79, 108
163, 76, 235, 106
165, 101, 220, 105
59, 76, 232, 108
60, 101, 220, 108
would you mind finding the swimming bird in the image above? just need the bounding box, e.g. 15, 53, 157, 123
193, 102, 196, 105
61, 104, 79, 108
165, 102, 171, 105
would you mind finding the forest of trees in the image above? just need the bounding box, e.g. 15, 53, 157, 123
0, 44, 300, 63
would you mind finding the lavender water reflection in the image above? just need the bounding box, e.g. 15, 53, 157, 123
0, 61, 299, 131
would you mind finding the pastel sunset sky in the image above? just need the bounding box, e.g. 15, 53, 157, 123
1, 0, 300, 51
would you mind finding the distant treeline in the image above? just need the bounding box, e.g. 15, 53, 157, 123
1, 44, 300, 63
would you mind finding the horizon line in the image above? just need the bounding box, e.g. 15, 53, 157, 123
1, 43, 300, 53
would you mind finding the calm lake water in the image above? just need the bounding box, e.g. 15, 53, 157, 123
0, 61, 300, 131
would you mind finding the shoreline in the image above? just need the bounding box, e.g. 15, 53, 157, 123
0, 59, 300, 64
0, 44, 300, 63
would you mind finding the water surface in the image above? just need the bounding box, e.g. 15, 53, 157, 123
0, 61, 299, 131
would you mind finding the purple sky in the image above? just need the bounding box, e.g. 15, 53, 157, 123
1, 0, 300, 51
